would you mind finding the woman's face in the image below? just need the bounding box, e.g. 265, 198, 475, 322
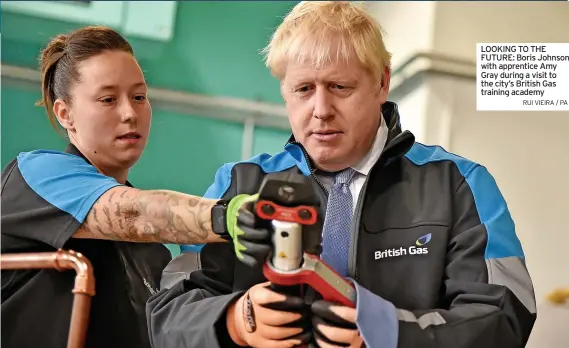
55, 50, 151, 173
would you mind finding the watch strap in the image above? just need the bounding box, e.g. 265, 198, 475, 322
211, 199, 230, 239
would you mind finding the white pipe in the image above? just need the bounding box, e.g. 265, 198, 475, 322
441, 80, 456, 151
390, 52, 476, 93
241, 118, 255, 161
0, 64, 288, 120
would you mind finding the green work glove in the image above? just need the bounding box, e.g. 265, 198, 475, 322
226, 193, 272, 268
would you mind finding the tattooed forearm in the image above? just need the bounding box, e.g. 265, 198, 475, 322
73, 187, 223, 244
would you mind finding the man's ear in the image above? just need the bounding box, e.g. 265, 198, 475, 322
53, 99, 74, 131
377, 66, 391, 103
280, 80, 288, 104
381, 66, 391, 91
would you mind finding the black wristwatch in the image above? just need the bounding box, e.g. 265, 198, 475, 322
211, 199, 231, 240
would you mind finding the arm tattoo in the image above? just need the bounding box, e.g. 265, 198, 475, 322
74, 187, 221, 244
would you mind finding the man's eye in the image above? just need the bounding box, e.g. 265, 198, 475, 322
333, 84, 346, 90
296, 85, 312, 93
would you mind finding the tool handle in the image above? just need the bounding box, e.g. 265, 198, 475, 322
269, 283, 303, 297
263, 256, 356, 308
268, 282, 310, 348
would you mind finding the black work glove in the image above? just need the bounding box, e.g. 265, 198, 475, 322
226, 193, 272, 268
311, 300, 364, 348
228, 281, 312, 347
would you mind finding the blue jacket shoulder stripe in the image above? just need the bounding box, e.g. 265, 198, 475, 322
17, 150, 123, 223
405, 143, 524, 260
181, 148, 306, 254
204, 147, 308, 200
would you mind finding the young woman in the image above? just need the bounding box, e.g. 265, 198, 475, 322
1, 26, 230, 348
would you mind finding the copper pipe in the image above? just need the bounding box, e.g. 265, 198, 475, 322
1, 249, 96, 348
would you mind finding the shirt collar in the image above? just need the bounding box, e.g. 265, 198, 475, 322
64, 143, 134, 187
351, 115, 388, 176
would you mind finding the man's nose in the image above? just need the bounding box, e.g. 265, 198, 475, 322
312, 88, 333, 120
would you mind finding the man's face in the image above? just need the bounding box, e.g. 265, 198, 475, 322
281, 59, 390, 172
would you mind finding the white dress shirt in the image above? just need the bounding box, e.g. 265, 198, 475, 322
349, 117, 388, 211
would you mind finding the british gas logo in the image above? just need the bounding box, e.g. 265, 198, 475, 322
416, 233, 432, 246
374, 233, 432, 260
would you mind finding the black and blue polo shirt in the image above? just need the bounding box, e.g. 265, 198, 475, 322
1, 144, 171, 348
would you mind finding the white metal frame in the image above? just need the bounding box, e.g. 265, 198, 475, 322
2, 1, 178, 42
0, 64, 290, 160
2, 1, 126, 28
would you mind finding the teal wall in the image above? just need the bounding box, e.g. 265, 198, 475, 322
1, 1, 297, 190
1, 1, 298, 256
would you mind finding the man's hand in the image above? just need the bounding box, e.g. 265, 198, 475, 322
226, 194, 272, 268
311, 300, 364, 348
226, 282, 312, 348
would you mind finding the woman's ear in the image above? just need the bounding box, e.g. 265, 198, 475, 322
53, 99, 74, 131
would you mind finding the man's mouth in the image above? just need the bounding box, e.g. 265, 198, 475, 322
311, 130, 343, 141
312, 129, 342, 135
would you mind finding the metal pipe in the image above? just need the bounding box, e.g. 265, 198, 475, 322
1, 249, 96, 348
241, 117, 255, 160
391, 51, 476, 77
0, 64, 289, 125
67, 294, 92, 348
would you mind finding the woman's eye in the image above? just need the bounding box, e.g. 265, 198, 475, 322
100, 97, 116, 103
134, 95, 147, 101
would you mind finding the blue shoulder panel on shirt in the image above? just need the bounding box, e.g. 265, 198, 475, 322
17, 150, 122, 224
181, 145, 309, 254
405, 143, 524, 260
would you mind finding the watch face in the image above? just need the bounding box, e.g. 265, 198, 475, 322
212, 204, 228, 235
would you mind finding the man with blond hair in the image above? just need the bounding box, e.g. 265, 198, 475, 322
147, 2, 536, 347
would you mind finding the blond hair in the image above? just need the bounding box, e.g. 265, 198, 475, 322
262, 1, 391, 84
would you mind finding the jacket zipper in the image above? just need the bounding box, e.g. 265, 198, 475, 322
348, 133, 411, 282
291, 141, 328, 194
349, 177, 369, 281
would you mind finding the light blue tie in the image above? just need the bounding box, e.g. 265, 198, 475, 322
321, 168, 356, 277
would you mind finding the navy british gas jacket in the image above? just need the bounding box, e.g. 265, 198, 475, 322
147, 102, 536, 348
